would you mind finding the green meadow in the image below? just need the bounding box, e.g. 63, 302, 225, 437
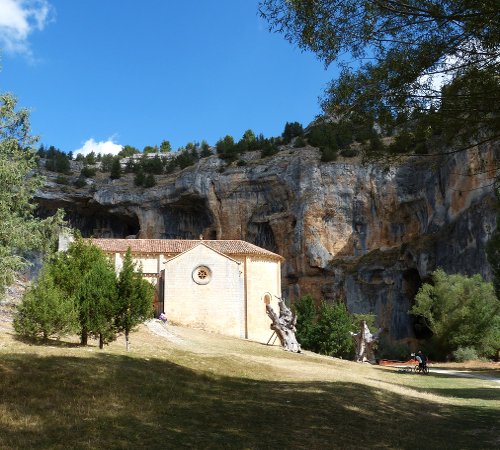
0, 324, 498, 449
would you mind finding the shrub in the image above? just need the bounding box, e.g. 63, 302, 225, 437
282, 121, 304, 144
293, 136, 307, 148
314, 302, 354, 358
74, 176, 87, 188
14, 268, 79, 340
453, 346, 479, 362
81, 166, 96, 178
294, 295, 355, 358
110, 158, 122, 179
320, 146, 338, 162
143, 173, 156, 188
376, 335, 411, 361
134, 169, 146, 187
412, 269, 500, 359
340, 148, 359, 158
55, 176, 69, 185
236, 160, 247, 167
293, 295, 317, 350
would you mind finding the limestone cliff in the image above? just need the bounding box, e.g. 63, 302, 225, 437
35, 143, 498, 340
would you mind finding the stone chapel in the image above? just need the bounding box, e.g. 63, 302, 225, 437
90, 238, 283, 344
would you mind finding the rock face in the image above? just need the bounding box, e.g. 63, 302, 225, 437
35, 143, 498, 341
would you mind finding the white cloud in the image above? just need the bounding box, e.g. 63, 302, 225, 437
0, 0, 53, 58
73, 138, 123, 157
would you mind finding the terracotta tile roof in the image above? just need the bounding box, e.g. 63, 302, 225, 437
89, 239, 284, 261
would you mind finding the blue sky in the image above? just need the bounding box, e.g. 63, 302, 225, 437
0, 0, 338, 155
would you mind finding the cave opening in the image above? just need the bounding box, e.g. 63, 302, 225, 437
160, 196, 213, 239
36, 202, 140, 238
403, 268, 432, 339
246, 221, 278, 253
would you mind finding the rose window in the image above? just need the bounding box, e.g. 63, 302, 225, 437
193, 265, 212, 284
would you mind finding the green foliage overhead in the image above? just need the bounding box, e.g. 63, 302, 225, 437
0, 93, 65, 297
259, 0, 500, 153
411, 269, 500, 359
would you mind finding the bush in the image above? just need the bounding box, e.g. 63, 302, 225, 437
412, 269, 500, 359
81, 166, 96, 178
134, 170, 146, 187
314, 302, 354, 358
74, 176, 87, 188
453, 346, 479, 362
143, 173, 156, 188
236, 160, 247, 167
14, 268, 79, 340
55, 176, 69, 185
293, 295, 317, 350
376, 335, 411, 361
216, 135, 237, 160
294, 295, 355, 358
340, 148, 359, 158
110, 158, 122, 179
320, 146, 338, 162
282, 121, 304, 144
293, 136, 307, 148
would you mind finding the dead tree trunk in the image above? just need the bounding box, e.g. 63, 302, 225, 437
266, 300, 301, 353
351, 320, 379, 363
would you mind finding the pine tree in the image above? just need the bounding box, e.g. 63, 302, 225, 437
0, 93, 65, 297
115, 248, 154, 350
313, 302, 354, 357
50, 237, 112, 345
76, 257, 118, 349
110, 157, 122, 179
14, 267, 79, 340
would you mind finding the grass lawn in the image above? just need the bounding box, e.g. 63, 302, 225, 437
0, 323, 498, 449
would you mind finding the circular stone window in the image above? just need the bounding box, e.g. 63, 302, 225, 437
192, 265, 212, 285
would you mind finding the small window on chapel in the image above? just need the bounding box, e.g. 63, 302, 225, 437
263, 293, 272, 305
193, 265, 212, 285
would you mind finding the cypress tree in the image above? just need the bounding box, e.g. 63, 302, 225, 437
115, 248, 154, 350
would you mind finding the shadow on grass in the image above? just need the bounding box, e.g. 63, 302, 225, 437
0, 354, 498, 450
13, 334, 82, 348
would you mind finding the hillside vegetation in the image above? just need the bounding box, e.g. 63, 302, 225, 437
0, 323, 498, 449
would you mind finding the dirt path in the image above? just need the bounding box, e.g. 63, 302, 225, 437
431, 368, 500, 383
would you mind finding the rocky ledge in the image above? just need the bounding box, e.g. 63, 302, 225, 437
35, 143, 498, 341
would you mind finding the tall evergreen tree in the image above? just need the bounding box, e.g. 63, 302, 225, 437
76, 257, 118, 349
50, 238, 112, 345
0, 93, 64, 297
115, 248, 154, 350
110, 157, 122, 179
